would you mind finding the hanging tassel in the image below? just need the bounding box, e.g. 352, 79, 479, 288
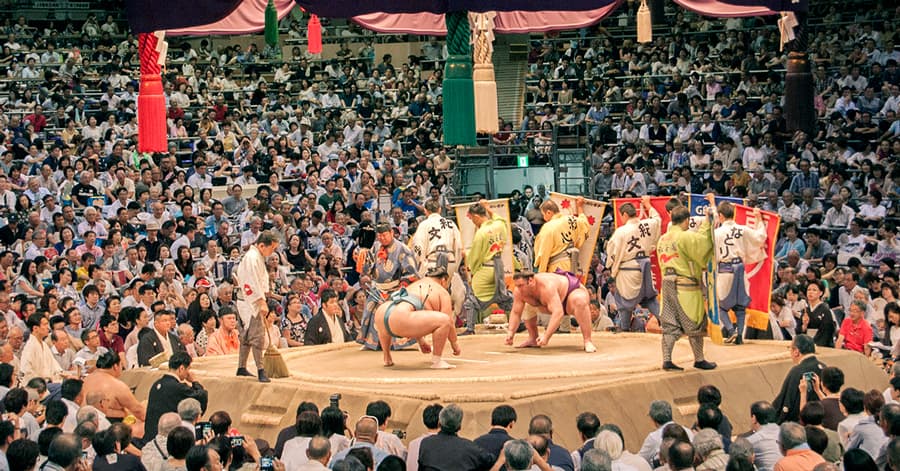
470, 12, 499, 134
308, 14, 322, 54
443, 11, 476, 146
637, 0, 652, 44
777, 12, 798, 52
264, 0, 279, 48
137, 32, 168, 153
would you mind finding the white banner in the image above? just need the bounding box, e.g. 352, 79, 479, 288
548, 192, 607, 281
453, 199, 514, 278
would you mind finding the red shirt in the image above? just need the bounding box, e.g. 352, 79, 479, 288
24, 113, 47, 132
98, 329, 125, 354
838, 317, 873, 353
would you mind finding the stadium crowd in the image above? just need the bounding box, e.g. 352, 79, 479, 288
0, 0, 897, 469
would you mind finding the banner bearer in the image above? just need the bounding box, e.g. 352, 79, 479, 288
606, 196, 662, 331
714, 201, 768, 345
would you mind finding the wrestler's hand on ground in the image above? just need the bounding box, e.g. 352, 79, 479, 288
504, 332, 515, 346
417, 339, 432, 354
451, 342, 461, 356
536, 336, 548, 347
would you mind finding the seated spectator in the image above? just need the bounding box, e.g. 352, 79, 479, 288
204, 310, 239, 357
638, 400, 692, 465
774, 335, 826, 424
774, 422, 825, 471
799, 402, 842, 463
848, 390, 888, 459
141, 412, 182, 471
747, 401, 781, 471
838, 388, 867, 449
329, 416, 390, 468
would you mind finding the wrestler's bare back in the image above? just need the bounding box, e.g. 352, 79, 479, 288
397, 278, 451, 313
514, 273, 579, 311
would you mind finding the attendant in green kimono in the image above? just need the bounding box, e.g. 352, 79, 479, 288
461, 200, 513, 333
656, 195, 718, 371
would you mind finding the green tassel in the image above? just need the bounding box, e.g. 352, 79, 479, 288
442, 11, 476, 147
443, 56, 476, 146
264, 0, 278, 48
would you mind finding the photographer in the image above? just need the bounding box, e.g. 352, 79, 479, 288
773, 334, 826, 424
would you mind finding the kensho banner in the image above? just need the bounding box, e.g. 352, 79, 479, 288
548, 192, 607, 282
612, 196, 672, 291
732, 204, 781, 331
453, 199, 514, 279
688, 195, 780, 331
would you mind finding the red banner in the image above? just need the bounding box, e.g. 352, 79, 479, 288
731, 204, 781, 330
612, 197, 673, 292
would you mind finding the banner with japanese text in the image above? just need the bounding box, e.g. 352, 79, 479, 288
688, 195, 780, 331
549, 192, 607, 283
453, 199, 514, 279
733, 204, 781, 331
612, 196, 673, 291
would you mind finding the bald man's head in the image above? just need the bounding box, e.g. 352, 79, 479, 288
355, 417, 379, 444
158, 412, 182, 437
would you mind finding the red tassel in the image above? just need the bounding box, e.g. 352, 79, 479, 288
308, 15, 322, 54
138, 74, 168, 153
137, 33, 167, 153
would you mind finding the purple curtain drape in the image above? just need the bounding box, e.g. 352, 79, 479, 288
166, 0, 296, 36
352, 3, 624, 35
125, 0, 807, 35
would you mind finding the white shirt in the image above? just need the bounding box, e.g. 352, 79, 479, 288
838, 412, 865, 448
325, 314, 345, 344
638, 422, 693, 464
406, 431, 436, 471
62, 398, 80, 433
20, 335, 63, 384
281, 436, 313, 471
376, 430, 407, 459
154, 329, 174, 357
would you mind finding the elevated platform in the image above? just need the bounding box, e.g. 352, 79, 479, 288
122, 334, 888, 452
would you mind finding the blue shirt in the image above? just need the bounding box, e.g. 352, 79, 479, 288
789, 171, 820, 195
329, 442, 390, 469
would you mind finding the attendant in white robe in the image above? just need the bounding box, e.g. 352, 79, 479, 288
234, 231, 280, 382
713, 202, 768, 344
606, 196, 662, 331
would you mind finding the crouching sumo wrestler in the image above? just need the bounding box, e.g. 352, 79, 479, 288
375, 266, 461, 369
505, 271, 597, 352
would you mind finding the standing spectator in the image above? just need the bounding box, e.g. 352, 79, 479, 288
144, 353, 208, 442
774, 335, 826, 424
418, 404, 493, 471
408, 404, 442, 471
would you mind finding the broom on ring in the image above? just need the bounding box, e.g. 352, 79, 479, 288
263, 314, 290, 378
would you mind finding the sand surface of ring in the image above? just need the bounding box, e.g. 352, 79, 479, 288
123, 333, 888, 450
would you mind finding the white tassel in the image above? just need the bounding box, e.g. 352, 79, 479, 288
637, 0, 652, 44
153, 31, 168, 66
777, 12, 798, 51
